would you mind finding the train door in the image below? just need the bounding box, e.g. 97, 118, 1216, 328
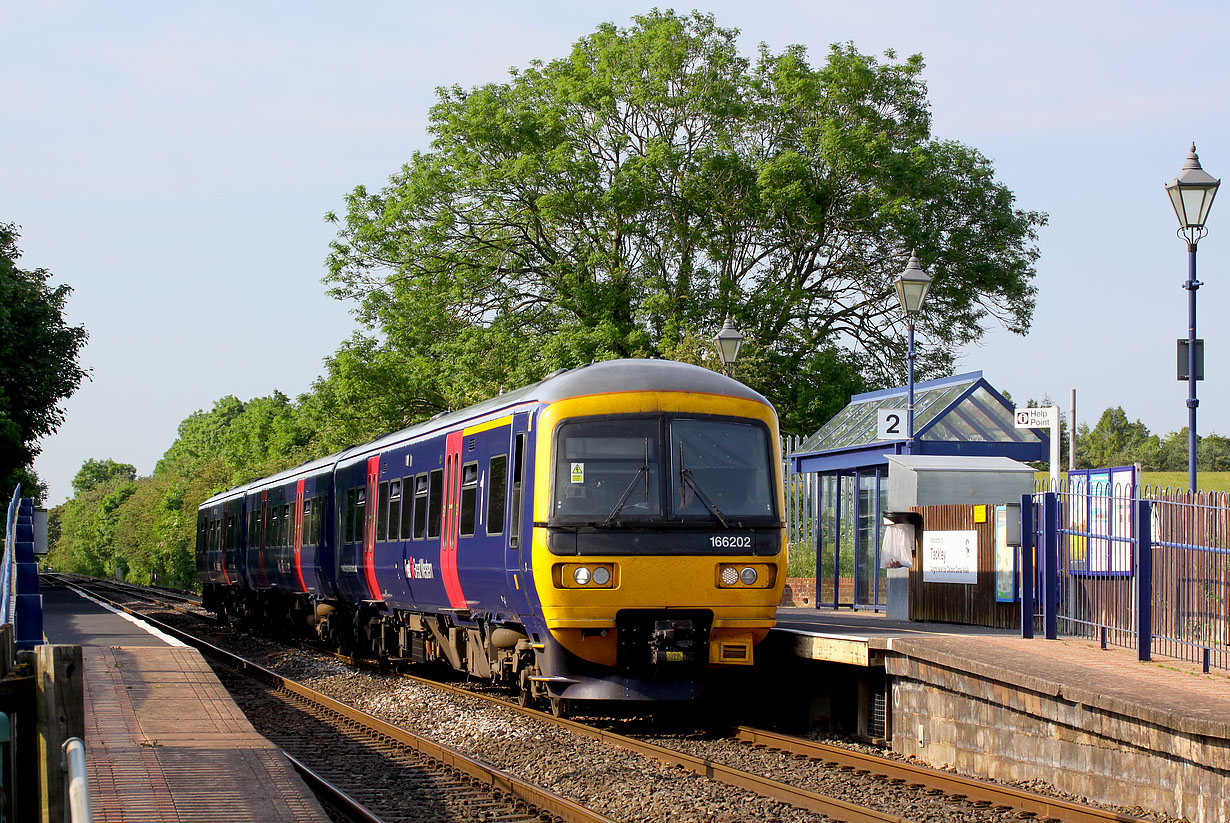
257, 491, 269, 588
441, 431, 467, 609
503, 416, 534, 619
363, 456, 383, 601
293, 478, 307, 592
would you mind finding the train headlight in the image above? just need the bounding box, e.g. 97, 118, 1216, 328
717, 563, 774, 588
558, 563, 616, 588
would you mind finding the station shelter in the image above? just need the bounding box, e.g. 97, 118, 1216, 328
788, 371, 1048, 611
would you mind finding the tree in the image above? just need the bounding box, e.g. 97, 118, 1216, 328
324, 10, 1044, 435
0, 222, 89, 501
72, 458, 136, 496
1075, 407, 1159, 470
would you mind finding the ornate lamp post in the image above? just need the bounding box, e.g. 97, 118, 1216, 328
712, 316, 745, 375
1165, 143, 1220, 493
894, 251, 933, 454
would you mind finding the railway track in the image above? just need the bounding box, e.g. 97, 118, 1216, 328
49, 576, 613, 823
56, 575, 1159, 823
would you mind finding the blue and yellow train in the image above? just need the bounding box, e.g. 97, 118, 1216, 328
197, 359, 786, 714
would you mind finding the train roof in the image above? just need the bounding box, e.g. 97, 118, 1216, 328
200, 359, 770, 508
343, 358, 770, 460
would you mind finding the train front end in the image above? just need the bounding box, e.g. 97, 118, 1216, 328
528, 362, 786, 709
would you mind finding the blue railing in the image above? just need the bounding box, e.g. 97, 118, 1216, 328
1024, 481, 1226, 672
2, 484, 43, 649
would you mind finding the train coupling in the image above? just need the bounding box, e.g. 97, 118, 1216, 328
649, 619, 697, 664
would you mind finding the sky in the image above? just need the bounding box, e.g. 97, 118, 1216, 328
7, 1, 1230, 506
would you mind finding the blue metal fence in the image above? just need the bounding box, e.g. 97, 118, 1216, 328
2, 485, 43, 650
1024, 480, 1227, 672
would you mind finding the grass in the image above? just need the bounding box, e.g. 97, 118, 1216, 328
1034, 471, 1230, 493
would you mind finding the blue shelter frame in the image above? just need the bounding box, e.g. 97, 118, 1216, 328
790, 372, 1048, 610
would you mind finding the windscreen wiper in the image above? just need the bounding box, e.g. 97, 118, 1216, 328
601, 438, 650, 527
678, 442, 730, 529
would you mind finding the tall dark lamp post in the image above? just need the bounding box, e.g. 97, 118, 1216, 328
894, 251, 933, 454
1165, 143, 1220, 493
712, 316, 745, 375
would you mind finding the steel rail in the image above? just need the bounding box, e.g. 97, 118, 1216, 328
732, 726, 1150, 823
281, 750, 387, 823
59, 579, 617, 823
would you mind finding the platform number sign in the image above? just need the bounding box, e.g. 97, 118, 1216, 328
877, 408, 905, 441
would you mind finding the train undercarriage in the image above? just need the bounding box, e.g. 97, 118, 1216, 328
203, 584, 721, 717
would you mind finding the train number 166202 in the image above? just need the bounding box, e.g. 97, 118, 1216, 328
709, 535, 752, 549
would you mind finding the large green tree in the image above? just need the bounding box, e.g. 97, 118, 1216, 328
0, 222, 89, 500
324, 10, 1044, 435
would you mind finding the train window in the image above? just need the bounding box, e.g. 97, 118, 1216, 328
486, 455, 507, 536
345, 488, 356, 543
510, 434, 525, 547
312, 496, 323, 546
376, 482, 389, 542
388, 480, 402, 542
354, 487, 366, 544
413, 473, 428, 540
302, 498, 313, 546
553, 417, 661, 519
268, 507, 279, 548
427, 468, 443, 538
282, 504, 291, 547
669, 418, 775, 520
400, 478, 413, 539
460, 461, 478, 537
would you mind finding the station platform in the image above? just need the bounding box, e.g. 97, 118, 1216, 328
40, 580, 330, 823
768, 607, 1230, 823
769, 605, 1230, 735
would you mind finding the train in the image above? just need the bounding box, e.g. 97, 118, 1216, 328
197, 358, 787, 715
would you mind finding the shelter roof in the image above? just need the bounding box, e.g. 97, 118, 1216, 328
790, 371, 1047, 474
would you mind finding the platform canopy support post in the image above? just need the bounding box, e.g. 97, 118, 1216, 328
1135, 499, 1153, 662
1041, 492, 1059, 640
1019, 494, 1035, 639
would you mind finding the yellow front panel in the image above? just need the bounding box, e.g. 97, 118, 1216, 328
529, 390, 787, 664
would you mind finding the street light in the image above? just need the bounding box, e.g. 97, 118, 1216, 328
894, 250, 933, 454
1165, 143, 1220, 493
712, 315, 745, 375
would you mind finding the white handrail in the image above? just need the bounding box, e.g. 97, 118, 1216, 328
61, 737, 92, 823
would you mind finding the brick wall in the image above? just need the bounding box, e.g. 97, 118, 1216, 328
888, 653, 1230, 823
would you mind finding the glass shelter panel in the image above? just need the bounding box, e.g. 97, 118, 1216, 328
856, 472, 877, 606
819, 475, 837, 606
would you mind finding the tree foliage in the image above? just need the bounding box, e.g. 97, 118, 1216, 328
0, 222, 89, 501
45, 393, 317, 587
325, 10, 1044, 435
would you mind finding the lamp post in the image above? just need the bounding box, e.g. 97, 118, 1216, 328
894, 250, 933, 454
712, 315, 745, 376
1165, 143, 1220, 493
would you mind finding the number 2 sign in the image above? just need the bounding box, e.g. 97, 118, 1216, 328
877, 408, 905, 440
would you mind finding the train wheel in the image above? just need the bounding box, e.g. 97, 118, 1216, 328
549, 697, 570, 718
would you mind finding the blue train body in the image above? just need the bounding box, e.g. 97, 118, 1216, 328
198, 359, 787, 713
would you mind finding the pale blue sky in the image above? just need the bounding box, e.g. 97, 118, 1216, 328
7, 1, 1230, 505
